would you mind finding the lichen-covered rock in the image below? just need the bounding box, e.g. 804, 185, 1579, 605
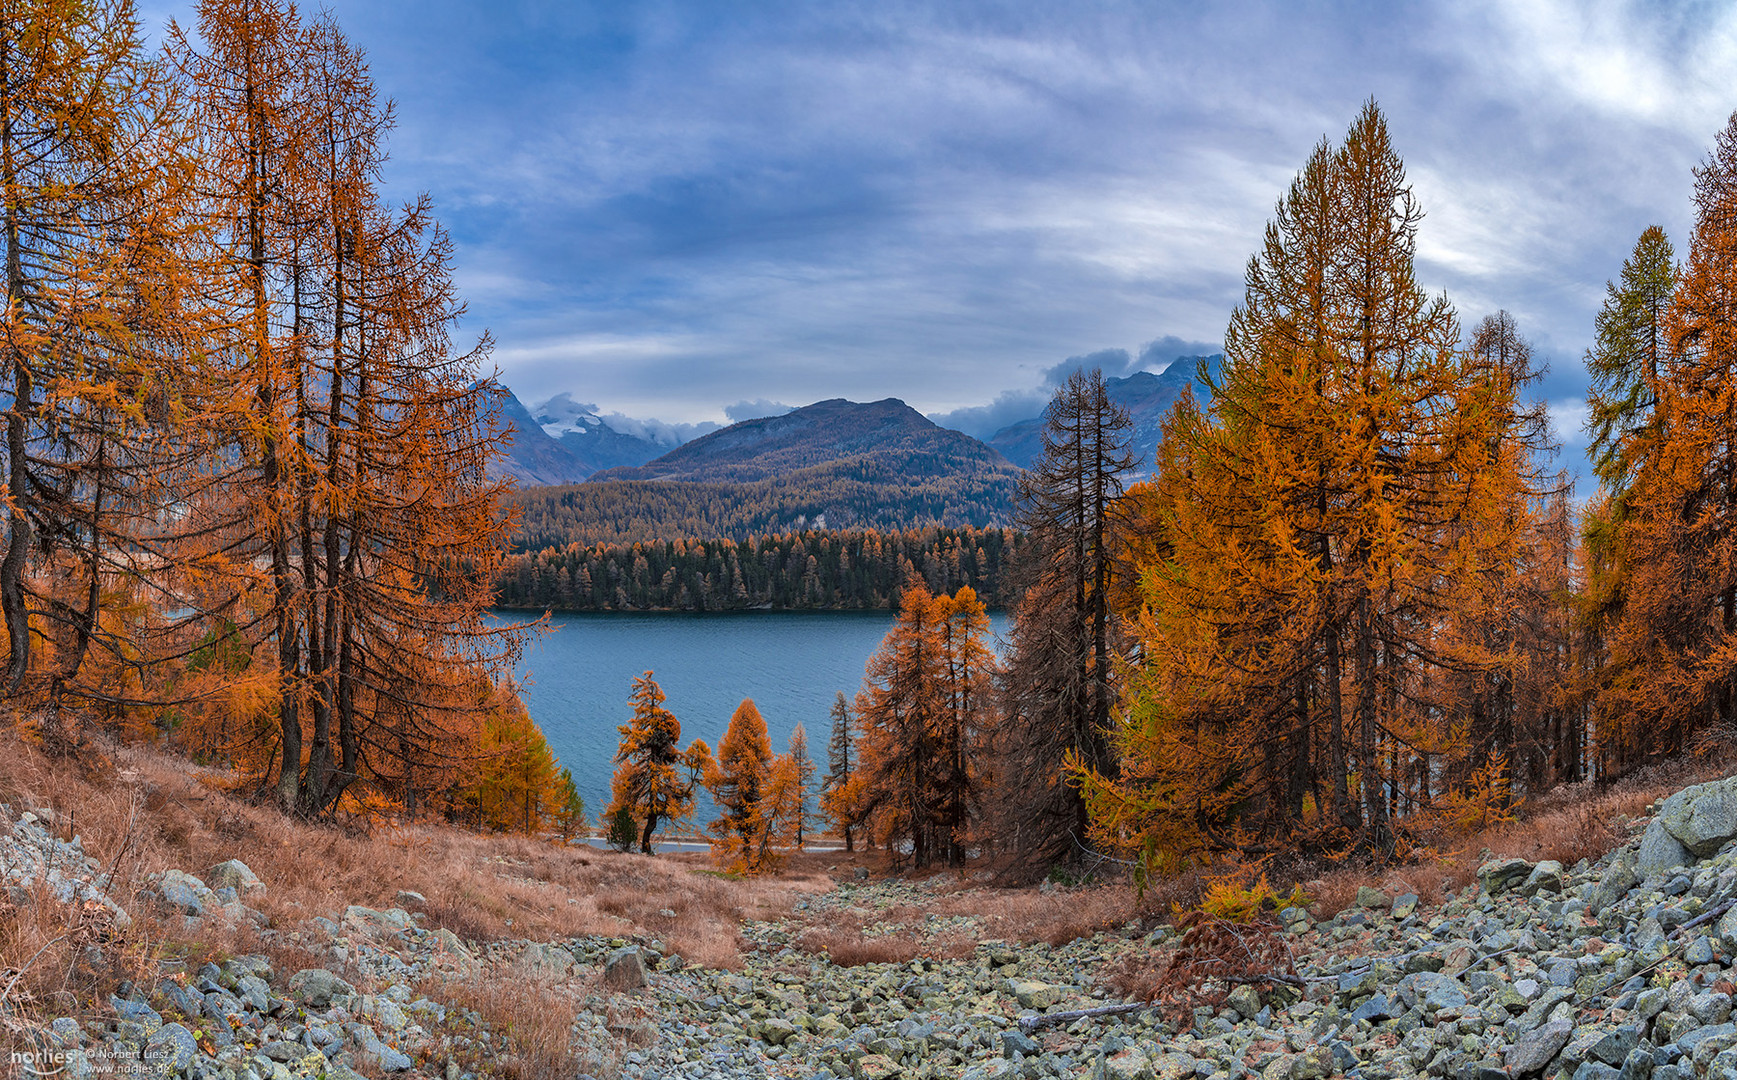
204, 859, 263, 893
1657, 776, 1737, 856
1478, 857, 1532, 893
287, 968, 355, 1007
1639, 820, 1696, 875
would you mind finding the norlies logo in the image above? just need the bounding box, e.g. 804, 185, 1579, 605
10, 1043, 175, 1077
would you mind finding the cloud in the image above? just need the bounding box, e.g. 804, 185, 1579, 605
724, 399, 797, 422
927, 387, 1052, 441
597, 412, 721, 447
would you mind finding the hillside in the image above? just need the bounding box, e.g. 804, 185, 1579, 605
594, 397, 1016, 484
511, 398, 1023, 545
987, 359, 1216, 471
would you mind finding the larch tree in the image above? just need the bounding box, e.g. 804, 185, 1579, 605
1600, 110, 1737, 768
173, 0, 521, 816
854, 583, 995, 868
608, 671, 708, 854
990, 367, 1135, 874
1079, 101, 1551, 869
706, 697, 772, 868
787, 721, 815, 848
0, 0, 203, 710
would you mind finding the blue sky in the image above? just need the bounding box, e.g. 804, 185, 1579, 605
144, 1, 1737, 463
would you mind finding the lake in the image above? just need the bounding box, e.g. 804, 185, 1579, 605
507, 610, 1009, 825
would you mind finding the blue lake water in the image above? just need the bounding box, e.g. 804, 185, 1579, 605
506, 611, 1010, 825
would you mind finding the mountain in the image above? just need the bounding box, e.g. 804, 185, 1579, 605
527, 393, 679, 478
595, 397, 1016, 483
511, 398, 1022, 546
487, 387, 593, 487
986, 358, 1217, 472
486, 388, 678, 486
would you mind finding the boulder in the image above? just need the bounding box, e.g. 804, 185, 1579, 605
521, 942, 574, 978
1478, 857, 1533, 893
288, 968, 355, 1008
603, 946, 648, 991
1507, 1017, 1573, 1076
1006, 978, 1067, 1010
1657, 776, 1737, 856
1638, 821, 1695, 875
1355, 885, 1388, 909
205, 859, 264, 893
157, 870, 215, 917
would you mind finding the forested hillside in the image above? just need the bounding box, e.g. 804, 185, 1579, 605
495, 526, 1023, 611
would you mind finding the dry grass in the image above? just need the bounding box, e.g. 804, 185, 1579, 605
0, 718, 835, 1069
432, 970, 605, 1080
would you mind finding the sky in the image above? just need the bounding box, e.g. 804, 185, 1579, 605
143, 0, 1737, 464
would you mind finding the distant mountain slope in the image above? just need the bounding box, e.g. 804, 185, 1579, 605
593, 397, 1016, 483
487, 387, 593, 487
511, 398, 1022, 546
528, 394, 672, 478
987, 358, 1217, 472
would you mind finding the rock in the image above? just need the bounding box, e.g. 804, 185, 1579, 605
1639, 821, 1696, 875
1226, 983, 1262, 1018
1007, 978, 1067, 1010
259, 1039, 305, 1062
760, 1017, 796, 1045
1351, 993, 1398, 1022
857, 1052, 902, 1079
287, 968, 354, 1008
1098, 1046, 1153, 1080
1289, 1046, 1334, 1079
1587, 1026, 1640, 1066
1479, 857, 1533, 893
1656, 776, 1737, 856
1151, 1052, 1196, 1080
854, 867, 870, 881
1000, 1030, 1039, 1058
522, 942, 575, 978
145, 1022, 197, 1073
1391, 893, 1418, 918
1507, 1017, 1574, 1076
393, 889, 426, 908
1356, 885, 1389, 908
433, 927, 472, 962
604, 946, 648, 991
157, 869, 214, 916
204, 859, 263, 893
342, 905, 414, 934
1593, 851, 1640, 914
1522, 860, 1566, 896
352, 1024, 412, 1071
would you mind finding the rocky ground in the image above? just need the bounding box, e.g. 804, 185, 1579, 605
12, 775, 1737, 1079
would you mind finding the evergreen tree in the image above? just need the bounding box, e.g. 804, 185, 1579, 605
787, 722, 816, 848
820, 691, 860, 852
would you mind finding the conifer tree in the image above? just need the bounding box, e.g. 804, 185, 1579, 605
706, 698, 772, 868
607, 672, 708, 853
787, 721, 815, 848
1080, 101, 1550, 867
990, 368, 1135, 873
821, 691, 860, 851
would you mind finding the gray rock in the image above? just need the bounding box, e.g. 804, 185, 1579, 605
393, 889, 426, 908
1351, 993, 1397, 1022
604, 946, 648, 991
205, 859, 264, 893
1589, 1027, 1641, 1066
1689, 992, 1734, 1025
259, 1039, 306, 1062
1523, 861, 1567, 896
1391, 893, 1419, 918
1639, 822, 1696, 875
287, 968, 355, 1008
521, 942, 574, 978
156, 869, 212, 916
1657, 776, 1737, 856
1356, 885, 1388, 908
1688, 936, 1718, 966
144, 1022, 197, 1073
1480, 857, 1534, 893
1508, 1017, 1574, 1076
1574, 1064, 1622, 1080
1001, 1030, 1039, 1058
1594, 852, 1641, 915
352, 1024, 412, 1071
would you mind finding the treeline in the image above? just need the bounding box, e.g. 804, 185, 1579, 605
494, 526, 1025, 612
508, 466, 1019, 548
0, 0, 551, 832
